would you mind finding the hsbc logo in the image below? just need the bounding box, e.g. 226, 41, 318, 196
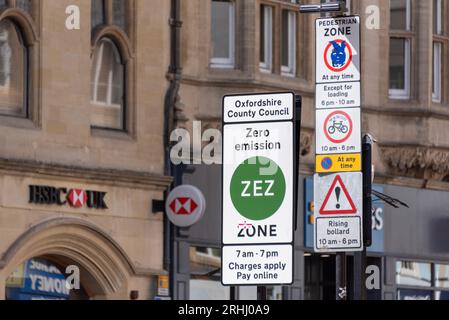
169, 197, 198, 215
29, 185, 107, 209
165, 185, 206, 228
67, 189, 87, 208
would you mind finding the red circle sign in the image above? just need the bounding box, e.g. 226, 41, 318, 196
323, 110, 353, 144
324, 39, 353, 72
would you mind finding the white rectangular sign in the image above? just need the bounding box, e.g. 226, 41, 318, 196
313, 172, 363, 252
315, 107, 361, 155
222, 121, 294, 245
222, 244, 293, 285
315, 82, 361, 109
223, 92, 294, 124
316, 16, 360, 84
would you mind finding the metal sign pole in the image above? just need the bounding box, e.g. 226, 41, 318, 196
294, 95, 302, 232
230, 286, 236, 301
257, 286, 267, 300
353, 135, 374, 300
336, 252, 347, 300
299, 0, 360, 302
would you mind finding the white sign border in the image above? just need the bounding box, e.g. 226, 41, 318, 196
221, 244, 294, 286
313, 172, 364, 253
223, 92, 295, 124
315, 16, 361, 85
315, 107, 362, 156
221, 92, 297, 286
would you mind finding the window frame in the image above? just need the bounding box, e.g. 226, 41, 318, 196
91, 37, 126, 107
388, 0, 413, 100
259, 5, 273, 73
0, 19, 29, 118
281, 10, 296, 77
389, 37, 411, 100
396, 260, 449, 300
434, 0, 443, 36
210, 0, 235, 69
432, 42, 442, 103
90, 0, 134, 133
432, 0, 447, 105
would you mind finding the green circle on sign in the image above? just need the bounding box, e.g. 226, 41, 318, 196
230, 156, 286, 221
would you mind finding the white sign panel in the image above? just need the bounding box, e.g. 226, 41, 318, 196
315, 82, 361, 109
316, 16, 360, 84
313, 172, 363, 252
223, 92, 294, 123
222, 121, 294, 245
222, 245, 293, 285
316, 107, 361, 155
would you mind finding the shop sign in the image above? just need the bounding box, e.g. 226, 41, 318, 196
29, 185, 108, 209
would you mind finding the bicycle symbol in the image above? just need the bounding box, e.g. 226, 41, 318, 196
323, 110, 353, 144
327, 121, 349, 135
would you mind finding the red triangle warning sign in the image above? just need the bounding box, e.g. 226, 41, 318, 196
319, 175, 357, 215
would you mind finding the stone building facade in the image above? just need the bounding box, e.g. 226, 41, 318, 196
0, 0, 449, 300
171, 0, 449, 300
0, 0, 172, 300
177, 0, 449, 187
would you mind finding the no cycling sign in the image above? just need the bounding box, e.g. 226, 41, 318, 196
316, 108, 361, 155
221, 92, 295, 286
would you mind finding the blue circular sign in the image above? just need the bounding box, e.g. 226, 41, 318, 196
321, 157, 333, 170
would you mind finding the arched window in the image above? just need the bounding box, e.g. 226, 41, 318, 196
0, 19, 27, 116
91, 38, 125, 130
91, 0, 132, 131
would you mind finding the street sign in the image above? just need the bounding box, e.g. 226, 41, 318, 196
223, 92, 294, 124
316, 154, 361, 173
314, 172, 363, 252
316, 108, 361, 155
165, 185, 206, 227
222, 122, 294, 245
315, 82, 360, 109
222, 92, 295, 286
314, 15, 363, 252
157, 275, 169, 297
222, 245, 293, 286
315, 16, 361, 84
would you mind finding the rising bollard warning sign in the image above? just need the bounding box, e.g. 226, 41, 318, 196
314, 172, 363, 252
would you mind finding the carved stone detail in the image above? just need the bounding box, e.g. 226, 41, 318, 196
300, 130, 313, 157
381, 146, 449, 180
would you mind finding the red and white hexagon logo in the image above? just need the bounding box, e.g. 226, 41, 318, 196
67, 189, 87, 208
169, 197, 198, 215
165, 185, 206, 228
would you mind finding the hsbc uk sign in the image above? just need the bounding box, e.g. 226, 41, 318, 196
29, 185, 108, 209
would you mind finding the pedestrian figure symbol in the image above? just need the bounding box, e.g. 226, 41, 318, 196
330, 40, 347, 68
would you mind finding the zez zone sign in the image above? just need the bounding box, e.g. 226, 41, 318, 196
221, 92, 295, 286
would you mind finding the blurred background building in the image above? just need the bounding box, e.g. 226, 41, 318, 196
172, 0, 449, 301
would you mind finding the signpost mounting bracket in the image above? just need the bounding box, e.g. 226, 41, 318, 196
299, 0, 347, 14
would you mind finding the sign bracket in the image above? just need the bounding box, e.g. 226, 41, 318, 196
299, 0, 347, 14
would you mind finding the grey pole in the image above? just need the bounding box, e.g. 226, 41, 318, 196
336, 252, 347, 300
